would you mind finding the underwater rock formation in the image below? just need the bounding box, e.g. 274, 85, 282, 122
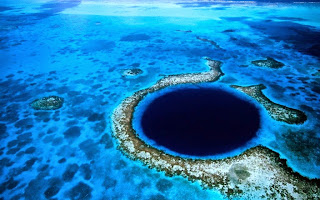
231, 84, 307, 124
120, 34, 150, 42
30, 96, 64, 110
196, 36, 222, 49
112, 58, 319, 199
312, 69, 320, 76
251, 57, 284, 69
122, 69, 143, 77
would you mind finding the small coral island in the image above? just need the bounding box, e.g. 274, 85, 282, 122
251, 57, 285, 69
112, 58, 319, 199
30, 96, 64, 110
122, 68, 143, 77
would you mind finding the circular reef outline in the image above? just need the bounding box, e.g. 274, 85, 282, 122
112, 58, 319, 199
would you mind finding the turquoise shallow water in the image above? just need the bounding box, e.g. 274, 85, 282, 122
0, 0, 320, 199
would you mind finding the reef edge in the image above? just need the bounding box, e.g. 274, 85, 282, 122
111, 59, 319, 199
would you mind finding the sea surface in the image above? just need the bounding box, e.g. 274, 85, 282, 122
0, 0, 319, 199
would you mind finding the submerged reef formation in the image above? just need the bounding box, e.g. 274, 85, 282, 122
196, 36, 222, 49
311, 69, 320, 77
122, 69, 143, 77
112, 59, 319, 199
231, 84, 307, 124
30, 96, 64, 110
175, 30, 192, 33
251, 57, 285, 69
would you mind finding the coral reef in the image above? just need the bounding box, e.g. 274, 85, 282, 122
251, 57, 284, 69
122, 69, 143, 77
112, 59, 319, 199
231, 84, 307, 124
196, 36, 222, 49
30, 96, 64, 110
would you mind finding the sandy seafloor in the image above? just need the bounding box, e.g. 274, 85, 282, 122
0, 0, 320, 199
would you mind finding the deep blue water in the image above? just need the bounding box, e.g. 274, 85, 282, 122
141, 87, 260, 156
0, 0, 320, 199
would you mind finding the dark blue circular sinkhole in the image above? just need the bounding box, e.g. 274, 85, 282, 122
140, 87, 261, 156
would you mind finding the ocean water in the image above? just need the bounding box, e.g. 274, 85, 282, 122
0, 0, 319, 199
138, 86, 261, 156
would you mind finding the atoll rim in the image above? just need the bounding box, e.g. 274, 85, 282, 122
112, 58, 320, 199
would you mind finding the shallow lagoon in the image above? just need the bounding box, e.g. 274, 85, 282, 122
0, 0, 320, 199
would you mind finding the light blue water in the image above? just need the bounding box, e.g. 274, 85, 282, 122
0, 1, 320, 199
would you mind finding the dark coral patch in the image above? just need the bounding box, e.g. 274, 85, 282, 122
63, 126, 81, 138
79, 139, 99, 160
81, 40, 115, 53
14, 118, 34, 130
67, 182, 92, 200
92, 120, 107, 133
102, 176, 117, 189
6, 178, 19, 190
99, 134, 114, 149
0, 123, 7, 139
306, 43, 320, 58
0, 6, 13, 12
25, 147, 36, 154
79, 164, 92, 180
87, 113, 105, 122
1, 104, 20, 123
44, 186, 60, 199
156, 179, 173, 192
149, 194, 168, 200
21, 158, 37, 172
58, 158, 66, 164
44, 177, 63, 199
120, 34, 151, 41
269, 16, 306, 21
63, 164, 79, 182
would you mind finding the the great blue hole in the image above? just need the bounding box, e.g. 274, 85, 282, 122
140, 87, 261, 156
